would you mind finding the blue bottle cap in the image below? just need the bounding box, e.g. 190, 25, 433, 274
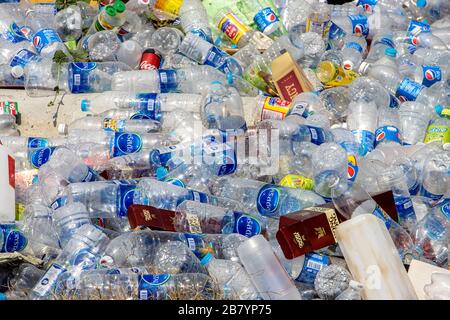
385, 48, 397, 57
155, 167, 168, 180
0, 293, 6, 300
211, 80, 222, 85
434, 104, 443, 115
416, 0, 426, 7
422, 19, 429, 25
81, 99, 91, 112
200, 253, 214, 266
227, 72, 234, 85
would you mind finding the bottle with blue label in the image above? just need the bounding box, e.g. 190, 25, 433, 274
364, 32, 396, 63
347, 99, 378, 156
179, 0, 213, 43
330, 13, 392, 40
412, 196, 449, 268
29, 224, 109, 299
0, 135, 65, 154
210, 176, 325, 218
235, 0, 284, 37
134, 177, 244, 212
175, 200, 266, 237
419, 150, 450, 201
375, 107, 402, 147
201, 252, 260, 300
0, 224, 28, 253
340, 34, 367, 71
0, 39, 38, 84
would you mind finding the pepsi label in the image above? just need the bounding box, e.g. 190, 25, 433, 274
348, 15, 369, 38
9, 49, 38, 77
395, 78, 425, 102
253, 7, 280, 33
328, 21, 347, 41
407, 20, 431, 34
351, 129, 375, 156
421, 65, 442, 87
374, 126, 401, 146
33, 28, 62, 54
2, 23, 31, 43
357, 0, 378, 13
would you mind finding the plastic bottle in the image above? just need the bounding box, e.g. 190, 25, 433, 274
210, 176, 325, 217
419, 150, 450, 200
85, 1, 126, 36
52, 202, 92, 248
178, 0, 213, 43
348, 76, 395, 109
375, 107, 402, 147
346, 99, 378, 156
0, 135, 64, 153
0, 39, 38, 83
340, 34, 367, 71
214, 7, 255, 48
235, 0, 283, 37
115, 39, 143, 69
306, 2, 331, 39
0, 223, 28, 253
399, 101, 432, 145
238, 234, 302, 300
423, 116, 450, 147
201, 253, 260, 300
78, 30, 121, 61
364, 32, 396, 63
54, 5, 83, 43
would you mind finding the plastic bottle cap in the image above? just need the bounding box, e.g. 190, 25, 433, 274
57, 123, 68, 135
105, 6, 117, 17
10, 66, 24, 79
434, 104, 443, 115
155, 167, 168, 180
422, 19, 429, 25
211, 81, 222, 85
113, 0, 126, 13
0, 293, 6, 300
227, 72, 234, 85
385, 48, 397, 57
200, 252, 214, 266
416, 0, 427, 7
81, 100, 91, 112
358, 61, 370, 74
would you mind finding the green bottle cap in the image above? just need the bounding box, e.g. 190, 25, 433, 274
113, 0, 126, 13
105, 6, 117, 17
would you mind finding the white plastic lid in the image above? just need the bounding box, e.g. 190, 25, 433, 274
10, 66, 24, 79
57, 123, 68, 135
358, 61, 370, 74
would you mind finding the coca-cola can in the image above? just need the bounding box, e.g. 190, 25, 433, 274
139, 49, 163, 70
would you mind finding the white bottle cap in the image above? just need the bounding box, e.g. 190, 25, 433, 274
10, 66, 24, 79
358, 61, 370, 74
57, 123, 68, 135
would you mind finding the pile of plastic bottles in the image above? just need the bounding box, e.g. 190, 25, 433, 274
0, 0, 449, 300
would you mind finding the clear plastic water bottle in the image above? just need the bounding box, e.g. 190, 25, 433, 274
419, 150, 450, 200
346, 99, 378, 156
0, 39, 38, 83
210, 176, 325, 217
78, 30, 121, 61
153, 241, 207, 275
201, 252, 260, 300
348, 76, 395, 109
52, 202, 92, 248
178, 0, 213, 43
375, 107, 402, 147
54, 5, 83, 43
115, 39, 143, 69
0, 223, 28, 253
0, 135, 64, 153
340, 34, 367, 71
151, 27, 185, 55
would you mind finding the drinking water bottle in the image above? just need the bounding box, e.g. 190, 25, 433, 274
346, 99, 378, 156
78, 30, 121, 61
52, 202, 92, 248
178, 0, 213, 43
0, 39, 38, 83
375, 107, 402, 147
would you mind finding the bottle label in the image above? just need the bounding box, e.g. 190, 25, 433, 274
439, 199, 450, 218
218, 13, 251, 45
357, 0, 378, 13
164, 177, 186, 188
295, 253, 330, 284
32, 263, 67, 297
233, 211, 262, 238
424, 214, 446, 240
187, 190, 210, 204
288, 101, 310, 119
372, 205, 392, 229
0, 101, 19, 116
279, 175, 314, 190
306, 126, 327, 145
79, 167, 100, 183
389, 94, 400, 108
2, 23, 32, 43
306, 16, 330, 38
95, 13, 114, 32
424, 125, 450, 144
32, 28, 62, 53
373, 36, 395, 48
135, 93, 162, 121
51, 196, 68, 210
28, 147, 55, 169
111, 132, 143, 157
9, 49, 38, 76
204, 46, 228, 69
374, 126, 402, 146
181, 233, 213, 259
421, 187, 443, 201
407, 20, 431, 34
345, 41, 364, 53
253, 7, 279, 33
261, 97, 291, 120
421, 65, 442, 87
190, 28, 213, 44
348, 14, 369, 38
328, 21, 346, 42
139, 50, 163, 71
351, 130, 375, 156
27, 137, 49, 149
68, 62, 98, 94
102, 118, 126, 132
395, 195, 416, 222
395, 78, 425, 102
138, 274, 171, 300
154, 0, 182, 18
256, 184, 281, 216
347, 155, 359, 182
0, 225, 27, 252
158, 70, 178, 93
116, 183, 138, 217
69, 248, 98, 270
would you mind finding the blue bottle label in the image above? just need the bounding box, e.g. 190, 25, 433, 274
409, 181, 421, 196
306, 126, 327, 145
439, 199, 450, 218
421, 65, 442, 87
204, 46, 228, 69
32, 28, 62, 53
181, 233, 212, 259
190, 28, 213, 43
2, 23, 32, 43
373, 36, 395, 48
421, 187, 443, 201
233, 212, 262, 238
345, 41, 364, 53
158, 70, 178, 92
9, 49, 38, 73
289, 102, 310, 119
79, 167, 100, 183
214, 149, 237, 176
116, 183, 138, 217
328, 21, 347, 42
357, 0, 378, 13
295, 253, 330, 284
389, 94, 400, 108
395, 78, 425, 102
394, 195, 417, 221
348, 15, 369, 38
111, 132, 142, 157
187, 190, 210, 204
138, 274, 171, 300
68, 62, 98, 94
32, 263, 67, 297
70, 248, 98, 270
135, 93, 162, 121
372, 205, 392, 229
164, 178, 186, 188
407, 20, 431, 34
374, 126, 402, 146
256, 184, 281, 216
28, 146, 55, 169
351, 130, 375, 156
1, 226, 27, 252
129, 113, 153, 120
253, 7, 280, 33
51, 196, 68, 210
27, 137, 49, 149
